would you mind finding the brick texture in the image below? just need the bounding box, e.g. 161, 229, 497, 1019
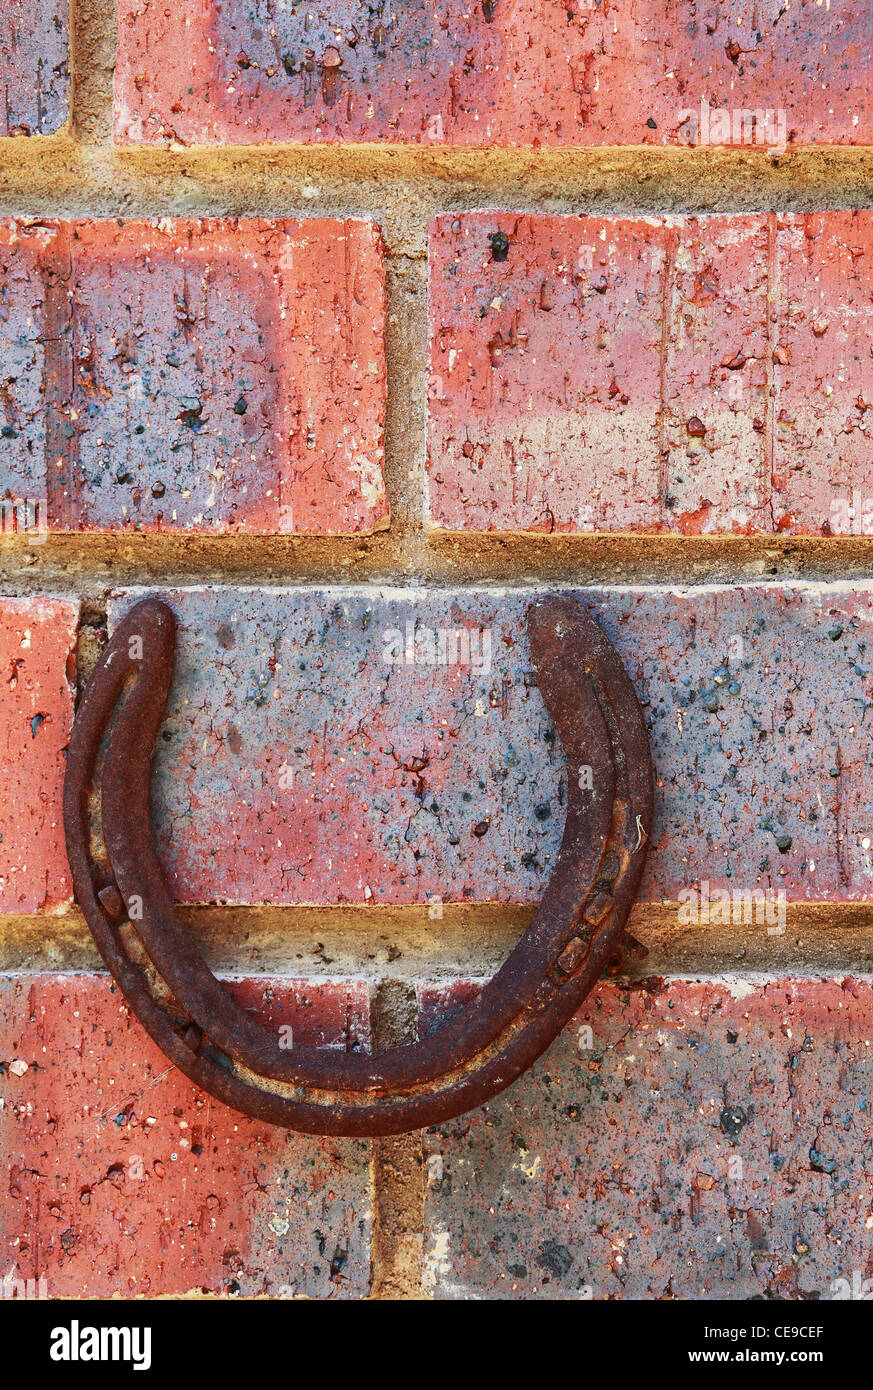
106, 582, 873, 909
0, 974, 372, 1297
0, 597, 77, 914
428, 210, 873, 536
4, 0, 872, 1312
0, 219, 387, 535
0, 1, 68, 137
420, 975, 873, 1299
114, 0, 872, 148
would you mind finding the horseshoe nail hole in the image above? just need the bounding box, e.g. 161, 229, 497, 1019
208, 1047, 233, 1074
179, 1022, 204, 1054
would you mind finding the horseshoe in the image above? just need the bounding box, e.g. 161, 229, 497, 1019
63, 595, 653, 1137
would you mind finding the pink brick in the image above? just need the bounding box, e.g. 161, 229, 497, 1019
0, 1, 68, 136
427, 211, 873, 535
114, 0, 872, 148
0, 597, 78, 913
428, 215, 666, 533
107, 582, 873, 908
421, 976, 873, 1299
0, 974, 372, 1297
662, 216, 772, 533
0, 219, 387, 535
774, 213, 873, 535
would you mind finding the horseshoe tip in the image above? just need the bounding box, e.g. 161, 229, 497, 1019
123, 596, 177, 635
527, 594, 598, 653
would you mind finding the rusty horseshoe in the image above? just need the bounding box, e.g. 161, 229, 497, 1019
63, 595, 653, 1137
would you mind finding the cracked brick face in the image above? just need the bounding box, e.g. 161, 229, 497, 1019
0, 219, 387, 535
114, 0, 872, 147
0, 0, 69, 136
428, 211, 873, 535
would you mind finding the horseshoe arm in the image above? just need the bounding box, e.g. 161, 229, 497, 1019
64, 595, 653, 1136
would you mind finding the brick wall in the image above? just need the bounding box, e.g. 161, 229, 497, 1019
1, 0, 873, 1301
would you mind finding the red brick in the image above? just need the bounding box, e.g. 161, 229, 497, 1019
427, 211, 873, 535
420, 976, 873, 1299
108, 581, 873, 908
0, 219, 387, 535
0, 1, 68, 136
0, 973, 372, 1297
0, 597, 77, 914
114, 1, 872, 148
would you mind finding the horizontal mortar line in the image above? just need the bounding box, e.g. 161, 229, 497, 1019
7, 535, 873, 591
0, 147, 872, 202
4, 904, 873, 979
1, 188, 872, 220
0, 904, 527, 978
74, 575, 873, 599
5, 136, 873, 166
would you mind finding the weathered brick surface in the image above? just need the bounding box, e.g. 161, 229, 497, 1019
430, 215, 667, 533
114, 0, 872, 148
427, 210, 873, 536
0, 597, 77, 914
0, 974, 372, 1297
774, 214, 873, 536
0, 219, 387, 535
420, 976, 873, 1300
109, 581, 873, 907
0, 1, 68, 137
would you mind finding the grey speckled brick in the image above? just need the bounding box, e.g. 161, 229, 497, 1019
420, 976, 873, 1300
0, 1, 69, 136
109, 581, 873, 907
0, 219, 387, 535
